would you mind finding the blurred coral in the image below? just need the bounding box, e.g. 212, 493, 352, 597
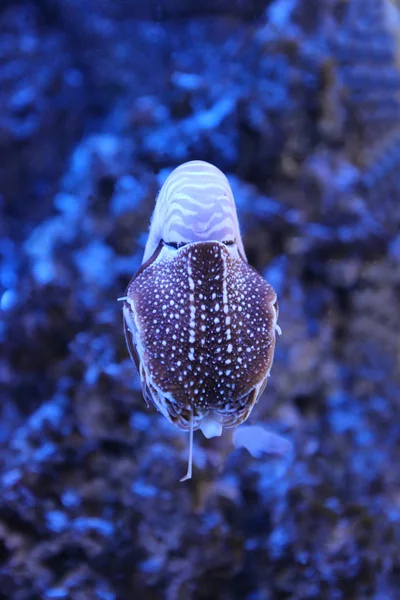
1, 0, 400, 598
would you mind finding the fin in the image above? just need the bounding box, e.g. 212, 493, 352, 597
180, 412, 194, 482
233, 425, 291, 458
122, 307, 141, 374
199, 414, 223, 439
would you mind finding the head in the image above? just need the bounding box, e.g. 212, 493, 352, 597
143, 160, 246, 262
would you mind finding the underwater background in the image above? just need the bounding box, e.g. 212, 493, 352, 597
1, 0, 400, 598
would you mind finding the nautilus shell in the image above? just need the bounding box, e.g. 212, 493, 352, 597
121, 161, 280, 480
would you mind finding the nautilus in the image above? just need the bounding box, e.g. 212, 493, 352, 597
121, 160, 281, 480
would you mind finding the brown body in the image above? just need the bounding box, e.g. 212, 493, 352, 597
123, 240, 278, 431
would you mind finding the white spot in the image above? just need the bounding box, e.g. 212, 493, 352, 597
227, 344, 233, 353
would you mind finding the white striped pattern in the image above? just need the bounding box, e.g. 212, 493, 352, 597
143, 161, 245, 262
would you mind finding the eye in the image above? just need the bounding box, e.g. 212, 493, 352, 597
222, 240, 234, 246
162, 240, 187, 249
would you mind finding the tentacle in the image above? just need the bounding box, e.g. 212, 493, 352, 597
180, 411, 194, 482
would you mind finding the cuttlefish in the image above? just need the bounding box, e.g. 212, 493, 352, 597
121, 160, 283, 480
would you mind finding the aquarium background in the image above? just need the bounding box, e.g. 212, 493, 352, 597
1, 0, 400, 598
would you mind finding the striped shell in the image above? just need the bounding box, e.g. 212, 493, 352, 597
143, 160, 246, 262
122, 161, 280, 479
